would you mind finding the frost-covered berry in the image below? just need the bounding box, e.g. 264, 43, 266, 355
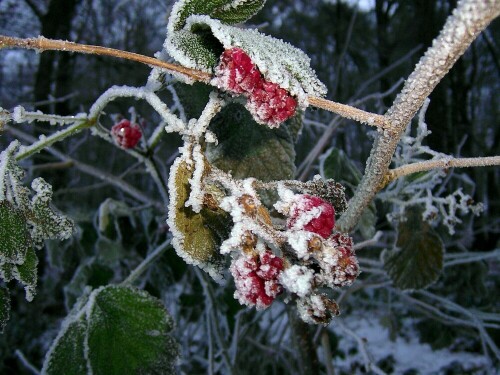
111, 119, 142, 149
230, 250, 284, 310
246, 81, 297, 127
287, 194, 335, 239
214, 47, 263, 94
319, 233, 359, 287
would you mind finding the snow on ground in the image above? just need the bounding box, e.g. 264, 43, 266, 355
331, 312, 492, 374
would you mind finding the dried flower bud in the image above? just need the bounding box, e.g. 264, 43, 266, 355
307, 236, 323, 253
238, 194, 257, 216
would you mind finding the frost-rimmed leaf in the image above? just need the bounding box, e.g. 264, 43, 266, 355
42, 285, 179, 375
0, 246, 39, 301
171, 0, 266, 31
383, 207, 444, 290
165, 13, 327, 103
0, 285, 10, 333
167, 154, 231, 280
0, 200, 31, 265
206, 102, 296, 182
29, 178, 74, 249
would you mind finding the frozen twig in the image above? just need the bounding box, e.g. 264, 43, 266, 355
122, 240, 171, 284
335, 319, 388, 375
383, 156, 500, 187
337, 0, 500, 232
0, 35, 211, 83
353, 231, 383, 250
14, 350, 40, 375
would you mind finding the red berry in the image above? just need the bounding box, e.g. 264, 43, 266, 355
287, 194, 335, 239
230, 251, 284, 309
214, 48, 263, 95
111, 119, 142, 149
247, 81, 297, 127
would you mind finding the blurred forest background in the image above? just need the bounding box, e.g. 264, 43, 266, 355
0, 0, 499, 373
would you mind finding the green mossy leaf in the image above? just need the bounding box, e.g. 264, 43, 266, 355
42, 317, 88, 375
174, 82, 213, 119
207, 102, 296, 182
30, 178, 74, 249
43, 287, 179, 375
87, 286, 179, 375
172, 0, 266, 31
168, 156, 231, 279
0, 200, 31, 265
0, 286, 10, 333
383, 207, 444, 290
322, 148, 376, 238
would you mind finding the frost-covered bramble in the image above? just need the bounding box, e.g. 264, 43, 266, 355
111, 119, 142, 149
246, 81, 297, 127
213, 47, 263, 95
213, 48, 297, 127
230, 249, 284, 310
287, 194, 335, 239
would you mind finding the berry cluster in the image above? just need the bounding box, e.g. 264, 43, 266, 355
213, 47, 297, 127
287, 194, 335, 239
111, 119, 142, 149
230, 249, 284, 309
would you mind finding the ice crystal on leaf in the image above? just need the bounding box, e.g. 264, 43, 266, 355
0, 141, 74, 308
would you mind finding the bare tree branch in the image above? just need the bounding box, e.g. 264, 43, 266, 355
337, 0, 500, 232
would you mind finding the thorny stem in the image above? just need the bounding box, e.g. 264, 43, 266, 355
0, 35, 387, 130
381, 156, 500, 188
122, 240, 171, 284
337, 0, 500, 232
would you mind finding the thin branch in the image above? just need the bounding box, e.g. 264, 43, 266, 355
0, 35, 387, 129
6, 126, 165, 211
307, 97, 389, 129
337, 0, 500, 232
0, 35, 212, 83
383, 155, 500, 187
122, 240, 171, 284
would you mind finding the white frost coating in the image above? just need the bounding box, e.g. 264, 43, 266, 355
0, 141, 21, 201
166, 13, 327, 105
88, 85, 185, 133
297, 294, 327, 324
12, 106, 25, 123
279, 265, 314, 297
286, 230, 315, 260
166, 153, 223, 281
273, 184, 296, 215
184, 144, 205, 213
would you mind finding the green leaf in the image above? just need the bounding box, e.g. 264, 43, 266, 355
0, 285, 10, 333
321, 147, 376, 239
207, 102, 296, 181
167, 155, 231, 280
14, 246, 38, 301
174, 82, 212, 120
42, 317, 88, 375
0, 200, 31, 265
383, 207, 444, 290
171, 0, 266, 31
86, 286, 179, 375
29, 178, 74, 249
43, 286, 179, 375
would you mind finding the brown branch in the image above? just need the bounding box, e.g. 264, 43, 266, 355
0, 35, 212, 83
0, 34, 387, 129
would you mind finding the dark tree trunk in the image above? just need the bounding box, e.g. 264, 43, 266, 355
34, 0, 81, 114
